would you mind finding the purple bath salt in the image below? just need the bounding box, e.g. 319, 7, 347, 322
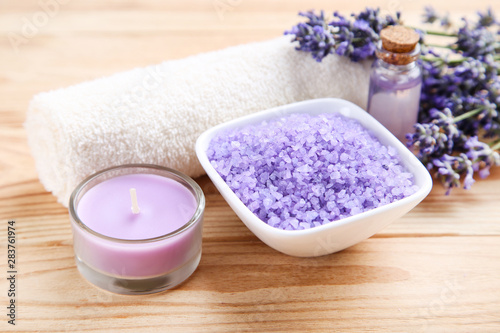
207, 113, 419, 230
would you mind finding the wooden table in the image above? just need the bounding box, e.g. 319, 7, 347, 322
1, 0, 499, 332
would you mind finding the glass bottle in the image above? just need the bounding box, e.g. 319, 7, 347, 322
367, 26, 422, 142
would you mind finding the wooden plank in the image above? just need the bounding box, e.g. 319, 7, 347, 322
2, 170, 499, 238
1, 236, 498, 332
0, 0, 499, 331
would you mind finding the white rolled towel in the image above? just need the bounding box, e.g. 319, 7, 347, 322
26, 36, 371, 207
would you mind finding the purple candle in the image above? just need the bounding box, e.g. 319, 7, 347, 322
69, 165, 205, 295
77, 174, 197, 239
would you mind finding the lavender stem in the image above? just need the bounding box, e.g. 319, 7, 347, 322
453, 108, 484, 123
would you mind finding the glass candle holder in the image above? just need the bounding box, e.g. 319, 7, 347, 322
69, 164, 205, 295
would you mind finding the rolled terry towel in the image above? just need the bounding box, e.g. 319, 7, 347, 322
26, 36, 371, 207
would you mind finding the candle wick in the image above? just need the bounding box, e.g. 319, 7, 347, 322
130, 188, 140, 214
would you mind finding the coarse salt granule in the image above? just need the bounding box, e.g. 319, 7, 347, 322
207, 113, 419, 230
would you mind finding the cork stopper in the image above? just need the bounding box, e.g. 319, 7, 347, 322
380, 25, 419, 53
377, 26, 420, 65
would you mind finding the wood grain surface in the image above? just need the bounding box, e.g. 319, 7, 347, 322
1, 0, 499, 332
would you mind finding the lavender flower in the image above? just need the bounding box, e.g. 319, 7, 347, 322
464, 136, 500, 178
476, 7, 497, 28
399, 7, 499, 193
422, 6, 439, 24
455, 21, 496, 58
287, 6, 500, 193
440, 15, 452, 29
284, 11, 336, 62
355, 7, 400, 32
285, 8, 399, 62
330, 10, 380, 61
432, 153, 474, 194
407, 108, 460, 160
422, 6, 451, 28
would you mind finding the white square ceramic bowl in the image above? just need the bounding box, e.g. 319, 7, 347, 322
196, 98, 432, 257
